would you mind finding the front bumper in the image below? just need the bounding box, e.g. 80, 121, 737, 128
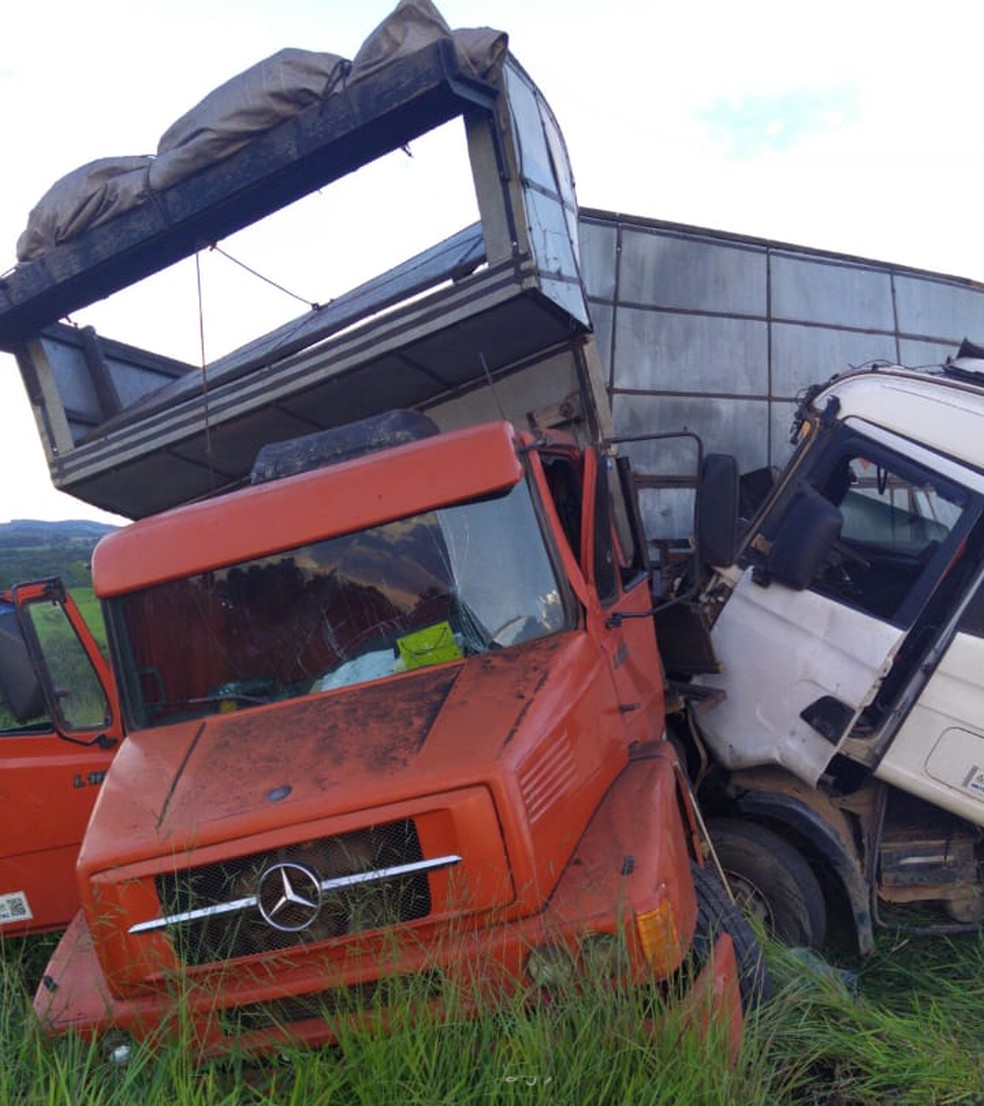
36, 753, 744, 1057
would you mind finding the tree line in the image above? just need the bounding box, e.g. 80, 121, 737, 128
0, 541, 100, 591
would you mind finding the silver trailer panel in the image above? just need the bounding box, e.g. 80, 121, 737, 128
579, 211, 984, 539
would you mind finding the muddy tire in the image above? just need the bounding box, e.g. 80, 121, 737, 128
691, 861, 772, 1011
708, 818, 827, 949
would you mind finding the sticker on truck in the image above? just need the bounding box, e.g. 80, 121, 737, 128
0, 891, 32, 925
962, 765, 984, 797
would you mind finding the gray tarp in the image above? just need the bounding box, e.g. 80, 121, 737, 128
149, 48, 350, 192
15, 157, 153, 264
15, 0, 506, 263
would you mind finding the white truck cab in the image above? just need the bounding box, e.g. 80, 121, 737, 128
686, 341, 984, 949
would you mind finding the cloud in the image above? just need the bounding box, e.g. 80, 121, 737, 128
697, 86, 860, 159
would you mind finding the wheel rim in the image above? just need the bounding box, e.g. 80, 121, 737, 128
721, 868, 775, 931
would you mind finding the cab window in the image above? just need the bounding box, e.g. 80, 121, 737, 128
806, 439, 972, 626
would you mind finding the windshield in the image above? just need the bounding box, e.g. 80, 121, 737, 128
111, 480, 568, 729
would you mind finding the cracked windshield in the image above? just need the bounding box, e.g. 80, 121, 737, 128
113, 481, 566, 728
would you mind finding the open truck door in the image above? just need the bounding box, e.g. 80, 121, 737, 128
695, 420, 984, 790
0, 579, 119, 935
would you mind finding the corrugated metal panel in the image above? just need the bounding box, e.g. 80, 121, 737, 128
618, 228, 767, 316
613, 394, 771, 473
770, 325, 896, 397
894, 275, 984, 337
770, 254, 895, 330
581, 208, 984, 541
613, 310, 769, 396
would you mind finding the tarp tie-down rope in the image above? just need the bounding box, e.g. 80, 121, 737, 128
208, 243, 319, 310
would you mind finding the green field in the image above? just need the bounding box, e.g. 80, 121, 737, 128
68, 587, 107, 650
1, 928, 981, 1105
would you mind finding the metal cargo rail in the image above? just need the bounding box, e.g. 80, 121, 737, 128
2, 35, 599, 519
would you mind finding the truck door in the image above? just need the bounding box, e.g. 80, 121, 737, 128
0, 579, 118, 934
874, 566, 984, 825
585, 449, 665, 742
696, 423, 983, 788
535, 445, 662, 743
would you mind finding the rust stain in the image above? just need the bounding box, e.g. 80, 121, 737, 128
164, 669, 460, 827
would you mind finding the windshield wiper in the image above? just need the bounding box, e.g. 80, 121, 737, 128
146, 691, 271, 718
453, 595, 496, 653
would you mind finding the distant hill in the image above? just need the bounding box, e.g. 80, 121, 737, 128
0, 519, 118, 590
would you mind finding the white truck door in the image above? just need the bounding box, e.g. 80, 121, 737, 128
874, 585, 984, 825
695, 423, 981, 789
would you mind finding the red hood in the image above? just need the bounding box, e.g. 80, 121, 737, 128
80, 635, 591, 873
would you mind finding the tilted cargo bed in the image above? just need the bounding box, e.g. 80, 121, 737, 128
4, 33, 600, 519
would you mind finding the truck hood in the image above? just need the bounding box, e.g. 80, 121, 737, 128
81, 635, 578, 869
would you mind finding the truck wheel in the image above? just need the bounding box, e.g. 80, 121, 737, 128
707, 818, 827, 949
690, 861, 772, 1011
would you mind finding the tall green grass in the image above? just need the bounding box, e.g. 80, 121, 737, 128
67, 587, 107, 652
2, 928, 982, 1105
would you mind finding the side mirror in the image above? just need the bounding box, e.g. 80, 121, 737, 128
0, 601, 46, 722
696, 453, 739, 568
763, 485, 842, 590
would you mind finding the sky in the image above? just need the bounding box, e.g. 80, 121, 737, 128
0, 0, 982, 524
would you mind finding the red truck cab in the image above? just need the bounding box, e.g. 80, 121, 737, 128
35, 415, 749, 1056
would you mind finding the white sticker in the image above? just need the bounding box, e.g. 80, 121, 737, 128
0, 891, 32, 925
965, 766, 984, 796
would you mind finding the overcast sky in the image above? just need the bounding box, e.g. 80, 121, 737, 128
1, 0, 982, 523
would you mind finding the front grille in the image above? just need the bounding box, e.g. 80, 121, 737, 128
155, 819, 431, 966
220, 970, 445, 1036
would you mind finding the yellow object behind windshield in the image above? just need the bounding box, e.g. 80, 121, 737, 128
396, 621, 463, 671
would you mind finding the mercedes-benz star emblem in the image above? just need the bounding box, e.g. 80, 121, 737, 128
257, 861, 322, 932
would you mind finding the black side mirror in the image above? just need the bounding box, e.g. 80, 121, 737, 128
696, 453, 739, 568
762, 485, 842, 590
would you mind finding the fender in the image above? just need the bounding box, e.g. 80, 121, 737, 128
731, 773, 874, 953
545, 743, 699, 976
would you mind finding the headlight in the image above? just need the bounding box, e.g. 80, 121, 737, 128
525, 944, 575, 988
579, 932, 625, 979
102, 1031, 134, 1066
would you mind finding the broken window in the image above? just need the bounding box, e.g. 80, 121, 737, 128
111, 480, 568, 729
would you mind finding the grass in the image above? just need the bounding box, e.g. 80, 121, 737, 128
760, 938, 984, 1105
67, 588, 107, 652
1, 584, 981, 1100
2, 928, 982, 1106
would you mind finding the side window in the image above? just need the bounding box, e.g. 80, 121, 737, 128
540, 450, 647, 605
808, 447, 970, 625
838, 458, 960, 553
23, 600, 110, 731
541, 454, 582, 562
593, 454, 649, 604
606, 455, 648, 586
593, 459, 618, 603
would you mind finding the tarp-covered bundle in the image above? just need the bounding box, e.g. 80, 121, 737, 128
15, 0, 507, 262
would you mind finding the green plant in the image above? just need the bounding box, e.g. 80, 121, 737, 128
2, 928, 982, 1105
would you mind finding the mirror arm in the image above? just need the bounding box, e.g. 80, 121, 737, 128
56, 731, 119, 750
